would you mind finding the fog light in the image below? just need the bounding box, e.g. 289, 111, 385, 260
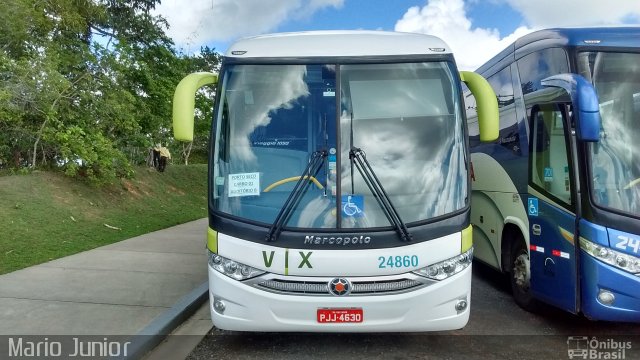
597, 289, 615, 305
213, 298, 226, 314
455, 299, 468, 312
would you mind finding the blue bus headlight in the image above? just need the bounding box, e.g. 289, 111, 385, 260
412, 248, 473, 280
580, 238, 640, 275
208, 252, 266, 280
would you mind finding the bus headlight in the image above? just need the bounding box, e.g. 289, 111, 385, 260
580, 238, 640, 275
208, 252, 266, 280
412, 248, 473, 280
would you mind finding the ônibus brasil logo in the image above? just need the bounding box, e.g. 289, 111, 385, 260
567, 336, 632, 359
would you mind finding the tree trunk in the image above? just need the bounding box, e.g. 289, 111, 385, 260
182, 142, 193, 165
30, 74, 85, 168
12, 149, 20, 168
41, 143, 46, 166
31, 116, 49, 168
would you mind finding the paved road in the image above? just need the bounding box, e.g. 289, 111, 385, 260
0, 218, 208, 336
186, 263, 640, 360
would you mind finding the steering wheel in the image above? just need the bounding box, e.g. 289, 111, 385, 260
623, 178, 640, 190
263, 176, 324, 192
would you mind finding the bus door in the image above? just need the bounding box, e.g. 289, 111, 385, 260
527, 103, 578, 313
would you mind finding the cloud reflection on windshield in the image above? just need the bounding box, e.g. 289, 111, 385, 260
227, 65, 310, 164
339, 62, 466, 227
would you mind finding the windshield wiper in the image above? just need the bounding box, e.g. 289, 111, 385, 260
349, 147, 412, 242
265, 150, 327, 242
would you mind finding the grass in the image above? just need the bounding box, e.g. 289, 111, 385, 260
0, 164, 208, 274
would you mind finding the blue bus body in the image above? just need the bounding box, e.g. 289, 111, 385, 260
466, 27, 640, 321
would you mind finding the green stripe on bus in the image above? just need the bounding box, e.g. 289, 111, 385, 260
207, 228, 218, 253
461, 225, 473, 253
284, 249, 289, 275
285, 249, 289, 276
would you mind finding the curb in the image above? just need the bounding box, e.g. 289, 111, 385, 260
125, 281, 209, 360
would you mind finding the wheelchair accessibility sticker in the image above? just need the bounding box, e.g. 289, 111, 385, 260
342, 195, 364, 218
528, 197, 539, 217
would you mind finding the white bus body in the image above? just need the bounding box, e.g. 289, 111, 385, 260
173, 31, 498, 332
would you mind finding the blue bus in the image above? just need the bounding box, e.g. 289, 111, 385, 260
465, 27, 640, 321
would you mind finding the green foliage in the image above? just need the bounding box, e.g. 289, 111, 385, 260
0, 0, 220, 182
53, 125, 134, 184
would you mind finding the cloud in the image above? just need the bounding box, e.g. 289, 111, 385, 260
155, 0, 344, 49
504, 0, 640, 27
394, 0, 640, 70
394, 0, 533, 70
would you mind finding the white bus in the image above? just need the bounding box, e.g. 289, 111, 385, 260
173, 31, 498, 332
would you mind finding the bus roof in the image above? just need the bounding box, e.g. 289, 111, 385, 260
225, 31, 452, 58
515, 27, 640, 49
476, 27, 640, 73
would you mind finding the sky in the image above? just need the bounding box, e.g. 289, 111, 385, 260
154, 0, 640, 70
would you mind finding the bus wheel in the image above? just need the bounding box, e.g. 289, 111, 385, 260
510, 239, 539, 312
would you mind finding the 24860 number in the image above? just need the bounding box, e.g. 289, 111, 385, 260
378, 255, 418, 269
615, 235, 640, 254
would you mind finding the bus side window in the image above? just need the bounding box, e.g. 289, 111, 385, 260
517, 48, 569, 96
463, 86, 480, 147
529, 104, 573, 207
486, 66, 518, 153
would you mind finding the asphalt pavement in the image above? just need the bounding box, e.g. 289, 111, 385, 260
0, 218, 210, 358
187, 263, 640, 360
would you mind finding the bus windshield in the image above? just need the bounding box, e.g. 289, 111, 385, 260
579, 51, 640, 215
212, 62, 467, 230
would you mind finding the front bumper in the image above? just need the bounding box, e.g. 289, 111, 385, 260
581, 251, 640, 322
208, 263, 472, 332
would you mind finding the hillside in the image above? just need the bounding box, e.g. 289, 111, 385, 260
0, 165, 208, 274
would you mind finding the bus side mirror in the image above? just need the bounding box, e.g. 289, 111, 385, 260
173, 72, 218, 141
541, 74, 601, 142
460, 71, 499, 142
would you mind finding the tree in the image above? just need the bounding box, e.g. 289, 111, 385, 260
0, 0, 222, 183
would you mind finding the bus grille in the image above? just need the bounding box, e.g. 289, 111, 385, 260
254, 278, 425, 296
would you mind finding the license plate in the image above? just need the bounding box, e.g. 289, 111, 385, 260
317, 308, 363, 323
